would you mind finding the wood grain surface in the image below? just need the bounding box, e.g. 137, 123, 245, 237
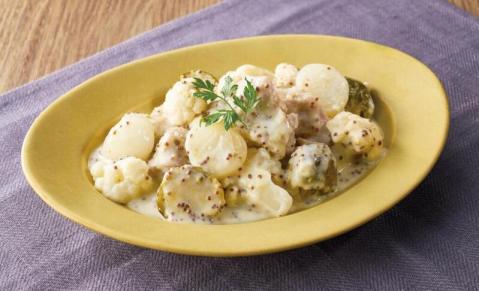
0, 0, 476, 93
0, 0, 219, 93
449, 0, 479, 17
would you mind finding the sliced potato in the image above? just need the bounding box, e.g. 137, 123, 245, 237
185, 118, 247, 178
158, 165, 225, 222
102, 113, 155, 161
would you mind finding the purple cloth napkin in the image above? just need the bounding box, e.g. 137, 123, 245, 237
1, 0, 478, 289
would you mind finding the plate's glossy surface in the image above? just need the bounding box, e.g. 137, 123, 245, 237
21, 35, 449, 256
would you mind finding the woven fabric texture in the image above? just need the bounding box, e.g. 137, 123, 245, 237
1, 0, 478, 289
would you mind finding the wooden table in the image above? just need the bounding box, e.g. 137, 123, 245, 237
0, 0, 476, 93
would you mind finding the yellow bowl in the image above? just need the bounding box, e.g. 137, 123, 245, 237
21, 35, 449, 256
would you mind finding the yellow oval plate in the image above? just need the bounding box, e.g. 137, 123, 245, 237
22, 35, 449, 256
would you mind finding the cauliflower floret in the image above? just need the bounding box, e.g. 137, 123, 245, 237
221, 147, 285, 186
244, 104, 296, 159
102, 113, 155, 161
157, 165, 225, 222
274, 63, 298, 88
234, 148, 292, 216
288, 143, 337, 193
89, 156, 153, 204
148, 127, 188, 171
295, 64, 349, 117
221, 148, 291, 216
150, 106, 174, 137
150, 73, 215, 136
185, 118, 247, 178
156, 78, 208, 125
216, 65, 275, 106
216, 70, 240, 94
326, 111, 384, 160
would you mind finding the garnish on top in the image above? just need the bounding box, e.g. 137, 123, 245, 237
192, 76, 260, 130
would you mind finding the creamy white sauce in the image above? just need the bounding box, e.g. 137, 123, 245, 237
88, 147, 108, 167
127, 192, 270, 224
125, 156, 381, 224
90, 142, 382, 224
288, 160, 378, 213
127, 193, 162, 218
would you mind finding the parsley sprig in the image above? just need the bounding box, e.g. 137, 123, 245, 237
192, 76, 260, 130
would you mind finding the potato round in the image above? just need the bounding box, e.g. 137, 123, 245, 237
295, 64, 349, 117
102, 113, 155, 161
185, 118, 247, 178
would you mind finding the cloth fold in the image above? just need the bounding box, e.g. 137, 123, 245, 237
1, 0, 478, 289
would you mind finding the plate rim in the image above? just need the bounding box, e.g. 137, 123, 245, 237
21, 34, 450, 256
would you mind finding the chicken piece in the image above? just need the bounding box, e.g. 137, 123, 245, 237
244, 104, 296, 159
275, 88, 329, 140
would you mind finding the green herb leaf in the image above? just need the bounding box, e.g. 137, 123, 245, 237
192, 75, 260, 130
221, 76, 238, 97
232, 95, 247, 112
243, 79, 260, 112
193, 78, 215, 91
193, 91, 218, 102
201, 112, 223, 126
